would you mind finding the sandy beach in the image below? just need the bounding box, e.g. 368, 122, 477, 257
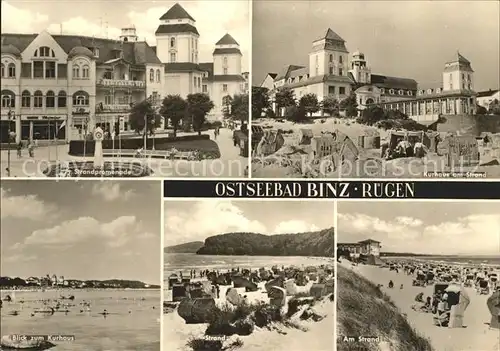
163, 260, 334, 351
339, 259, 499, 351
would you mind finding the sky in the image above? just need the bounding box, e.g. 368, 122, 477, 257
253, 1, 500, 91
164, 200, 334, 247
1, 0, 250, 71
338, 201, 500, 256
1, 181, 161, 284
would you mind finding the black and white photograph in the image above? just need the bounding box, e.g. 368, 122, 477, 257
336, 201, 500, 351
251, 1, 500, 178
163, 200, 334, 351
0, 0, 250, 178
0, 180, 161, 350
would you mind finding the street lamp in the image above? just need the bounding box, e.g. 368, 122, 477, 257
6, 109, 15, 177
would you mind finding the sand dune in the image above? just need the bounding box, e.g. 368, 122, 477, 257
340, 260, 499, 351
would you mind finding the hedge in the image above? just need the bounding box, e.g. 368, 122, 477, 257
69, 134, 210, 156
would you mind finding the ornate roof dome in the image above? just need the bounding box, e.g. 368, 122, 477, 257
68, 46, 94, 59
1, 44, 21, 57
352, 50, 364, 58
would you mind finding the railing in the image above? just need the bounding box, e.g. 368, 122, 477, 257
95, 104, 131, 113
97, 79, 146, 88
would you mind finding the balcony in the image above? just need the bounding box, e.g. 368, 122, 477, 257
96, 103, 132, 113
97, 79, 146, 89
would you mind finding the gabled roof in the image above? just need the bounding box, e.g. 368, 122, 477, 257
160, 3, 195, 21
155, 24, 199, 36
315, 28, 345, 42
268, 73, 277, 79
359, 239, 381, 244
476, 89, 499, 98
216, 33, 239, 46
213, 48, 241, 55
1, 44, 21, 57
370, 74, 418, 90
199, 62, 214, 78
275, 65, 305, 81
1, 33, 161, 65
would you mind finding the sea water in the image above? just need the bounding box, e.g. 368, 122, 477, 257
0, 289, 160, 351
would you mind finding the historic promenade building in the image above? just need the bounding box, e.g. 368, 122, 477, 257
0, 3, 245, 143
337, 239, 381, 258
262, 28, 478, 124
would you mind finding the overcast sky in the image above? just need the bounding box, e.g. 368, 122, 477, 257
338, 201, 500, 256
164, 200, 334, 247
253, 1, 499, 91
1, 0, 249, 71
1, 181, 161, 284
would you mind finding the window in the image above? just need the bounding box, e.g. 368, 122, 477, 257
7, 63, 15, 78
380, 88, 385, 94
45, 61, 56, 78
468, 74, 471, 81
58, 91, 67, 107
21, 90, 31, 107
82, 65, 89, 78
73, 91, 89, 106
197, 77, 201, 87
93, 48, 99, 57
329, 54, 333, 62
339, 87, 346, 95
329, 67, 333, 75
328, 86, 335, 95
339, 56, 343, 64
39, 46, 54, 57
223, 68, 228, 75
449, 73, 452, 82
72, 65, 80, 78
170, 53, 176, 62
0, 63, 4, 77
46, 90, 55, 108
1, 93, 14, 108
223, 57, 228, 66
193, 77, 197, 88
468, 83, 471, 90
104, 93, 113, 105
33, 61, 44, 78
399, 90, 403, 95
339, 68, 343, 76
223, 84, 228, 92
389, 89, 395, 94
462, 73, 465, 80
202, 84, 207, 93
34, 90, 43, 108
407, 91, 412, 96
170, 37, 175, 47
156, 69, 160, 82
149, 69, 154, 82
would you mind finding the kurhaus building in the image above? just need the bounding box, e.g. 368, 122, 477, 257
0, 2, 245, 143
261, 28, 477, 125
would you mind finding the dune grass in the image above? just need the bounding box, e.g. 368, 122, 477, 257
337, 266, 434, 351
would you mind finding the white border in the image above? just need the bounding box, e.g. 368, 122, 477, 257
160, 179, 165, 349
333, 199, 338, 351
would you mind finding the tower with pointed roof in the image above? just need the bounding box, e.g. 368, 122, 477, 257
213, 33, 242, 76
309, 28, 349, 78
442, 51, 474, 92
155, 3, 199, 64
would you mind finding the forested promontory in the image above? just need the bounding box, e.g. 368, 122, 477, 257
196, 228, 334, 257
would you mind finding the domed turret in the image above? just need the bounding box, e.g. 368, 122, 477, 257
120, 25, 138, 42
1, 44, 21, 57
68, 46, 94, 59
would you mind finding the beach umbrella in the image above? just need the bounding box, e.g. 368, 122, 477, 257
445, 285, 461, 293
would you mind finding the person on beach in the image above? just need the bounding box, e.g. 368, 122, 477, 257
216, 285, 220, 298
388, 280, 394, 288
27, 142, 35, 157
17, 141, 23, 158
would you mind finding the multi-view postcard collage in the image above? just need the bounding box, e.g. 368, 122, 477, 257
0, 1, 499, 351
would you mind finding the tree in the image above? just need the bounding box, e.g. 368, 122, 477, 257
322, 95, 340, 117
230, 93, 249, 122
129, 100, 161, 134
299, 93, 319, 117
385, 110, 408, 120
186, 93, 214, 135
222, 95, 233, 119
275, 87, 296, 116
339, 93, 358, 117
488, 99, 500, 115
476, 105, 487, 115
251, 86, 270, 119
359, 105, 385, 125
160, 95, 187, 137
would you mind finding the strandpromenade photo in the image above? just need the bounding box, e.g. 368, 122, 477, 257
251, 1, 500, 178
0, 1, 250, 178
0, 181, 161, 350
336, 201, 500, 351
163, 200, 334, 351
